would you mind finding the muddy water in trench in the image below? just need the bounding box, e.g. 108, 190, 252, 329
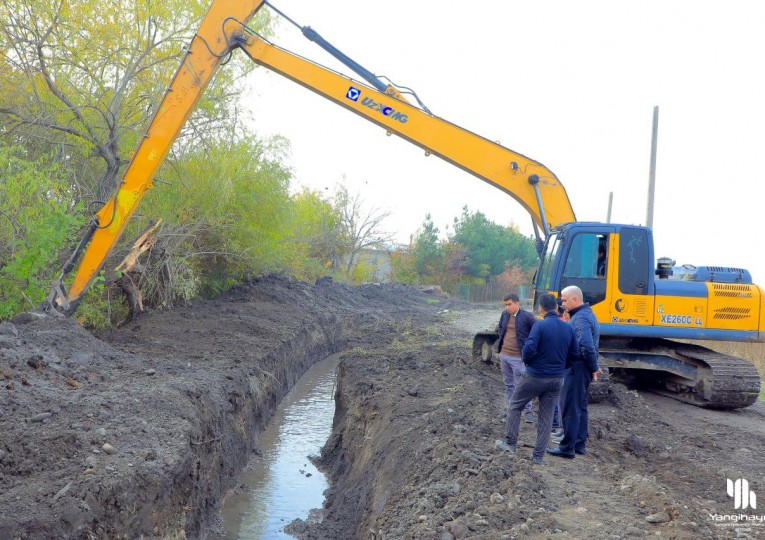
220, 353, 340, 539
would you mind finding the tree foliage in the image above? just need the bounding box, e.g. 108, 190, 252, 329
136, 134, 292, 303
389, 247, 417, 284
451, 206, 538, 278
0, 0, 271, 199
0, 0, 286, 319
411, 214, 442, 278
391, 209, 538, 293
285, 187, 343, 280
0, 143, 79, 318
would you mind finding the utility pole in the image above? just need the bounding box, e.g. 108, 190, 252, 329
646, 106, 659, 229
606, 192, 613, 223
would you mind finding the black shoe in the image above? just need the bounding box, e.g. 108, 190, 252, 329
495, 440, 517, 453
575, 448, 586, 455
546, 447, 575, 459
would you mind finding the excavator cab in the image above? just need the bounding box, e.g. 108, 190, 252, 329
533, 223, 620, 310
559, 230, 610, 306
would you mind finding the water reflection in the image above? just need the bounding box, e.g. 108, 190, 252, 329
221, 354, 339, 539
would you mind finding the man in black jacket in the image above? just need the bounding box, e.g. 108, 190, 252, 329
496, 293, 537, 423
548, 285, 603, 459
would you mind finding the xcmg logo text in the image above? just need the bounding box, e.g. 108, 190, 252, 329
345, 86, 408, 123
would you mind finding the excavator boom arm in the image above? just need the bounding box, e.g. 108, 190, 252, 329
55, 0, 575, 310
56, 0, 267, 309
238, 31, 575, 230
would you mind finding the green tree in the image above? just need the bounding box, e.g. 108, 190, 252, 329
0, 0, 272, 200
411, 214, 443, 279
450, 206, 537, 279
285, 187, 344, 280
390, 247, 417, 284
0, 0, 283, 319
0, 144, 79, 319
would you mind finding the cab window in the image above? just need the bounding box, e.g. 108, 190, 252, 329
618, 227, 650, 295
536, 234, 560, 290
560, 232, 607, 306
563, 234, 601, 278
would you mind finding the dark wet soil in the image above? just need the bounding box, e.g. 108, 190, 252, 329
1, 276, 763, 539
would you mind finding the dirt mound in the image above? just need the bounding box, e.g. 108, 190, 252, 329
0, 276, 454, 539
2, 276, 764, 539
289, 314, 765, 540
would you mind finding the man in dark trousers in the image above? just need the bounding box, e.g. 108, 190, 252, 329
495, 293, 578, 465
496, 293, 537, 423
548, 285, 603, 459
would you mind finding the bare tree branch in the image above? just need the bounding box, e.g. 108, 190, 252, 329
333, 182, 394, 278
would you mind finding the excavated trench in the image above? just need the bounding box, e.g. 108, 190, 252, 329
5, 278, 765, 539
219, 353, 340, 538
0, 277, 450, 539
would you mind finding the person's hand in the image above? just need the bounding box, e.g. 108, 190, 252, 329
593, 368, 604, 382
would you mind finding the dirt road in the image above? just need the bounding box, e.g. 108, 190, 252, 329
1, 277, 763, 539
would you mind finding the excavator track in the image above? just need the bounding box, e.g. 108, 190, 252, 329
600, 337, 761, 410
474, 332, 760, 409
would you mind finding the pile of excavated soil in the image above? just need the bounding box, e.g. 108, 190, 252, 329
0, 276, 457, 539
2, 275, 764, 539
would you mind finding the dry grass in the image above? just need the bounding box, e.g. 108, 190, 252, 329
684, 340, 765, 399
689, 340, 765, 376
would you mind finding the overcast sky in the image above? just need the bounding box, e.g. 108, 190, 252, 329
243, 0, 765, 282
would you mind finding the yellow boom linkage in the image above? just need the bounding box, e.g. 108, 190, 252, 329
236, 31, 575, 228
51, 0, 575, 311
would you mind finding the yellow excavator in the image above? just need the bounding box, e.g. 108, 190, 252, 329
48, 0, 762, 409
